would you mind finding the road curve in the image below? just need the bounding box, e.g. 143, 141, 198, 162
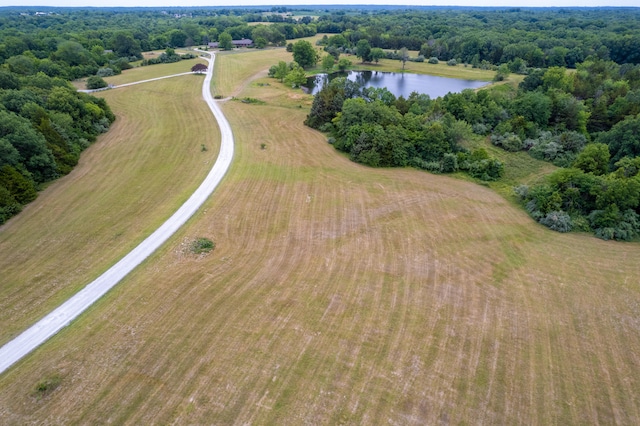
0, 52, 233, 375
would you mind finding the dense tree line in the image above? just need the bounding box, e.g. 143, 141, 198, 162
0, 8, 319, 82
0, 70, 115, 224
305, 78, 504, 181
305, 53, 640, 240
3, 6, 640, 238
313, 8, 640, 68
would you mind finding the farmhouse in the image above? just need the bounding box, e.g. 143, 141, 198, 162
208, 38, 253, 49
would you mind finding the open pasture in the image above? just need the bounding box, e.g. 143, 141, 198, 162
0, 74, 218, 348
0, 48, 639, 425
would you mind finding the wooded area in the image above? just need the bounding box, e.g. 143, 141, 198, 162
1, 6, 640, 237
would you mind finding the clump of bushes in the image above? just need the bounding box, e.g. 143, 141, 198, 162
86, 75, 108, 90
491, 132, 523, 152
191, 237, 215, 254
33, 374, 61, 399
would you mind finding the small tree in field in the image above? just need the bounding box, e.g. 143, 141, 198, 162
400, 47, 409, 70
284, 64, 307, 88
292, 40, 318, 69
337, 58, 351, 71
86, 75, 107, 90
322, 55, 335, 72
356, 39, 372, 63
218, 32, 233, 50
371, 47, 384, 64
191, 63, 208, 74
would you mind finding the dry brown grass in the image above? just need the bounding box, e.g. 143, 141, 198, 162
1, 49, 640, 425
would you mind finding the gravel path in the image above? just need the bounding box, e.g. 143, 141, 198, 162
0, 52, 234, 375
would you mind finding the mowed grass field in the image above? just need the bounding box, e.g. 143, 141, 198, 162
1, 48, 640, 424
72, 56, 208, 89
0, 70, 218, 347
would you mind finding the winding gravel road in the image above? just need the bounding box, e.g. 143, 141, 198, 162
0, 52, 233, 375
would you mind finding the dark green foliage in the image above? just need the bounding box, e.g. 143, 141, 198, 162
306, 78, 502, 180
440, 153, 458, 173
0, 70, 114, 223
305, 77, 361, 129
86, 76, 108, 90
33, 374, 62, 399
519, 165, 640, 239
0, 165, 38, 205
573, 143, 610, 176
513, 91, 551, 127
191, 237, 215, 254
597, 114, 640, 164
292, 40, 318, 69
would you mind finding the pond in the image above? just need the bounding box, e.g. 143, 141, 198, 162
304, 70, 489, 99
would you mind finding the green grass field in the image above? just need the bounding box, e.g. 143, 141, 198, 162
1, 47, 639, 425
0, 70, 218, 347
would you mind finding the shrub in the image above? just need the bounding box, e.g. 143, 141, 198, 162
96, 67, 115, 77
33, 374, 61, 399
468, 158, 504, 181
428, 57, 439, 64
319, 122, 335, 133
447, 59, 457, 66
539, 210, 573, 232
86, 75, 107, 90
190, 237, 215, 254
472, 123, 489, 135
491, 132, 523, 152
589, 208, 640, 241
514, 184, 529, 199
440, 152, 459, 173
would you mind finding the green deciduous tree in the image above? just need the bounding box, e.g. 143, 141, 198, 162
218, 32, 233, 50
86, 76, 108, 90
371, 47, 384, 64
292, 40, 318, 69
284, 63, 307, 88
573, 143, 610, 176
356, 39, 372, 63
598, 114, 640, 164
322, 55, 335, 72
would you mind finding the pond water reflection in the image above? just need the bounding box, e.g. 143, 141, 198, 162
304, 70, 489, 99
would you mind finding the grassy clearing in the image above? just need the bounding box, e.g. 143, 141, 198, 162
345, 56, 497, 81
0, 74, 218, 347
72, 57, 206, 89
1, 48, 640, 425
106, 57, 208, 87
211, 47, 293, 97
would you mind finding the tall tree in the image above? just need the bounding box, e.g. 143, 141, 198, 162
356, 39, 372, 63
218, 32, 233, 50
292, 40, 318, 69
400, 47, 409, 70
